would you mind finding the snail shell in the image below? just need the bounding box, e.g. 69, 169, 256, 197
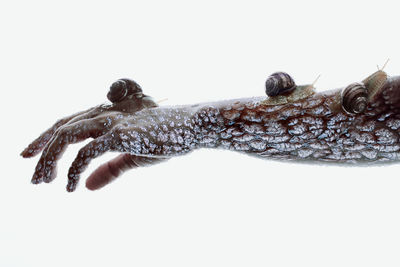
107, 78, 143, 103
341, 82, 368, 114
362, 70, 388, 102
265, 72, 296, 97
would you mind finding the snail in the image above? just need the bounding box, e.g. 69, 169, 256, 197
341, 82, 368, 114
265, 72, 296, 97
107, 78, 143, 103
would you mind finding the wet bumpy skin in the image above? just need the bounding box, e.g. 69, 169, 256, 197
21, 73, 400, 192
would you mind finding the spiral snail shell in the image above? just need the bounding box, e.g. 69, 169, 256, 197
341, 82, 368, 114
107, 78, 143, 103
265, 72, 296, 97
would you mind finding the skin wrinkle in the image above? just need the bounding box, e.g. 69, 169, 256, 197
21, 74, 400, 191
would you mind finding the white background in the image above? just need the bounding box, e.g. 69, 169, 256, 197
2, 0, 400, 266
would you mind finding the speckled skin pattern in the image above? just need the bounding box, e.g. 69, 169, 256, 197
21, 75, 400, 192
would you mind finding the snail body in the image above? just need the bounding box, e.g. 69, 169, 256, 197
265, 72, 296, 97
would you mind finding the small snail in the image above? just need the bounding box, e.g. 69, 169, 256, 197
341, 82, 368, 114
265, 72, 296, 97
362, 70, 388, 102
107, 78, 143, 103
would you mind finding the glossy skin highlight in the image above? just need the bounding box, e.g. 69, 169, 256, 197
21, 74, 400, 192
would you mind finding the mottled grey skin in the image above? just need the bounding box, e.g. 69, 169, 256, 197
111, 76, 400, 163
22, 75, 400, 191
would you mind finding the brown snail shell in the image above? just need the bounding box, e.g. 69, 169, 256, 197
265, 72, 296, 97
341, 82, 368, 114
107, 78, 143, 103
